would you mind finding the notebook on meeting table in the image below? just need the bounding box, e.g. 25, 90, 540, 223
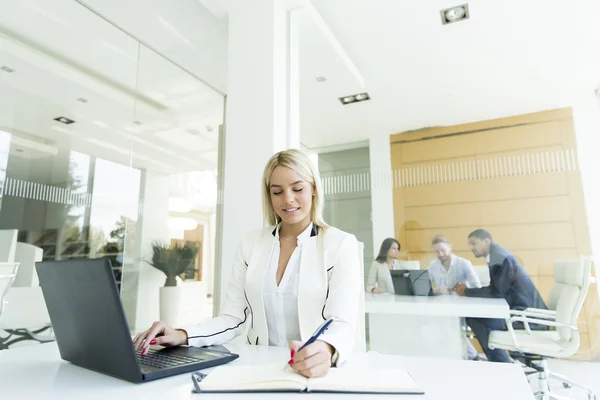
191, 363, 424, 394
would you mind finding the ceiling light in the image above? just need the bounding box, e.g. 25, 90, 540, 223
339, 92, 371, 105
441, 4, 469, 24
133, 120, 143, 125
53, 116, 75, 124
77, 98, 88, 103
316, 76, 327, 83
0, 65, 15, 73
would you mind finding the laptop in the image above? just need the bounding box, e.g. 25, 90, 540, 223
35, 258, 239, 383
390, 270, 432, 296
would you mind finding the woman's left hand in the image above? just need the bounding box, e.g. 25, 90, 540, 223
288, 340, 334, 378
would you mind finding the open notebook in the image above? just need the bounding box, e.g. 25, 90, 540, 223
192, 363, 424, 394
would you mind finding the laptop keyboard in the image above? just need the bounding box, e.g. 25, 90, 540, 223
136, 349, 201, 369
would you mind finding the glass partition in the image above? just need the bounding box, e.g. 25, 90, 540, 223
0, 0, 222, 348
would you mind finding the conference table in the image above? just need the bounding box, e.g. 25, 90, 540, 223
365, 292, 510, 359
0, 341, 533, 399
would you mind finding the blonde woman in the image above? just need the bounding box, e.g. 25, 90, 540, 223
133, 149, 361, 378
366, 238, 400, 294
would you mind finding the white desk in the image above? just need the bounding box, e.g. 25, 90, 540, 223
0, 342, 533, 399
365, 293, 509, 359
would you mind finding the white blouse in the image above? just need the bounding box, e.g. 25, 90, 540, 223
262, 223, 313, 347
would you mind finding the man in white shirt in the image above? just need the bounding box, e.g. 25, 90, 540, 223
427, 234, 482, 361
428, 234, 481, 295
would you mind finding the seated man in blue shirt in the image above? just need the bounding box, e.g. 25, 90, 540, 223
427, 234, 482, 360
428, 234, 481, 295
452, 229, 547, 363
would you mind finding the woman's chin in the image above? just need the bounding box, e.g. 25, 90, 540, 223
280, 213, 310, 226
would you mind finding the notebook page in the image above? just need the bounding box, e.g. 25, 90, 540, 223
199, 363, 307, 392
307, 368, 422, 394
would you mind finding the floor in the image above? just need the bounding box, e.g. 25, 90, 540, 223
537, 358, 600, 398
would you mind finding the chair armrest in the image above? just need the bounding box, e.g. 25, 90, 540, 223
509, 316, 578, 332
500, 316, 578, 353
524, 308, 556, 315
511, 309, 556, 320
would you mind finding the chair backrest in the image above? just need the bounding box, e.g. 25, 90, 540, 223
355, 241, 366, 353
551, 257, 592, 344
473, 265, 490, 286
0, 262, 19, 315
12, 243, 43, 287
395, 260, 420, 270
0, 229, 18, 263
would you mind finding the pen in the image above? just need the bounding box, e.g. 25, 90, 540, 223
286, 317, 334, 368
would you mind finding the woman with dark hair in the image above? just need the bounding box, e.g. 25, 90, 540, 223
365, 238, 400, 294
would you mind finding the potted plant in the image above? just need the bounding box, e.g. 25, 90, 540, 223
147, 241, 199, 325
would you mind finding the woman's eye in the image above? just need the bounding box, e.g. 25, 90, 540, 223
272, 192, 282, 196
293, 188, 303, 192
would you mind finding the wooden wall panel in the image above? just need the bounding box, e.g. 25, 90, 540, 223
402, 174, 568, 207
401, 136, 475, 164
405, 223, 575, 253
391, 107, 597, 360
472, 121, 563, 155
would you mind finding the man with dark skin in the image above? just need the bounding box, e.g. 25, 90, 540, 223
452, 229, 547, 362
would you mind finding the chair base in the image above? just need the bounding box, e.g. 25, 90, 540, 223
515, 355, 596, 400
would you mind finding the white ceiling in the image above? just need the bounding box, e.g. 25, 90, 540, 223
0, 0, 224, 174
77, 0, 600, 151
303, 0, 600, 147
2, 0, 599, 161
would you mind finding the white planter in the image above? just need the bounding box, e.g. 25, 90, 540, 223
159, 281, 207, 327
159, 286, 182, 327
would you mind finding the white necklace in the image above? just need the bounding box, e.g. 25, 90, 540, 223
280, 235, 298, 244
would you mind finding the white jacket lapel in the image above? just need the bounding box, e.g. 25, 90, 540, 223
297, 235, 328, 341
245, 228, 275, 345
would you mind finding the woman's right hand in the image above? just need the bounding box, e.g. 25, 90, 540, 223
132, 320, 188, 355
371, 287, 384, 294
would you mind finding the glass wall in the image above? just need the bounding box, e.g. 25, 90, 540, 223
0, 0, 222, 348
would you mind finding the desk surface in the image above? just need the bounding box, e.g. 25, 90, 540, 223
0, 342, 533, 399
365, 293, 509, 318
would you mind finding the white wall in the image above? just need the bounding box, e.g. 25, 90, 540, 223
126, 170, 170, 333
572, 91, 600, 263
369, 134, 395, 257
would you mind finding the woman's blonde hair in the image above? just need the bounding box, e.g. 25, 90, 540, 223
262, 149, 328, 230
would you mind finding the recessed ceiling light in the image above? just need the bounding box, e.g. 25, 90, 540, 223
339, 92, 371, 105
0, 65, 15, 73
53, 116, 75, 124
316, 76, 327, 83
133, 120, 143, 125
440, 4, 469, 25
77, 98, 88, 103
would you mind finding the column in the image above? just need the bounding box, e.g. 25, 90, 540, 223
369, 134, 395, 257
216, 0, 297, 310
573, 91, 600, 259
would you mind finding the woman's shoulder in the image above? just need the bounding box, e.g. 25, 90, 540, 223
320, 226, 357, 245
238, 226, 275, 248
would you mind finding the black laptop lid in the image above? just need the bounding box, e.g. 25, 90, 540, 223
390, 269, 432, 296
36, 258, 142, 382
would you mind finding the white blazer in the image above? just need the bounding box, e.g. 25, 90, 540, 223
182, 225, 361, 365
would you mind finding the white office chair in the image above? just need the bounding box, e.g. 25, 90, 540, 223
0, 230, 18, 263
12, 243, 43, 287
0, 262, 19, 316
488, 256, 595, 400
355, 241, 366, 353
